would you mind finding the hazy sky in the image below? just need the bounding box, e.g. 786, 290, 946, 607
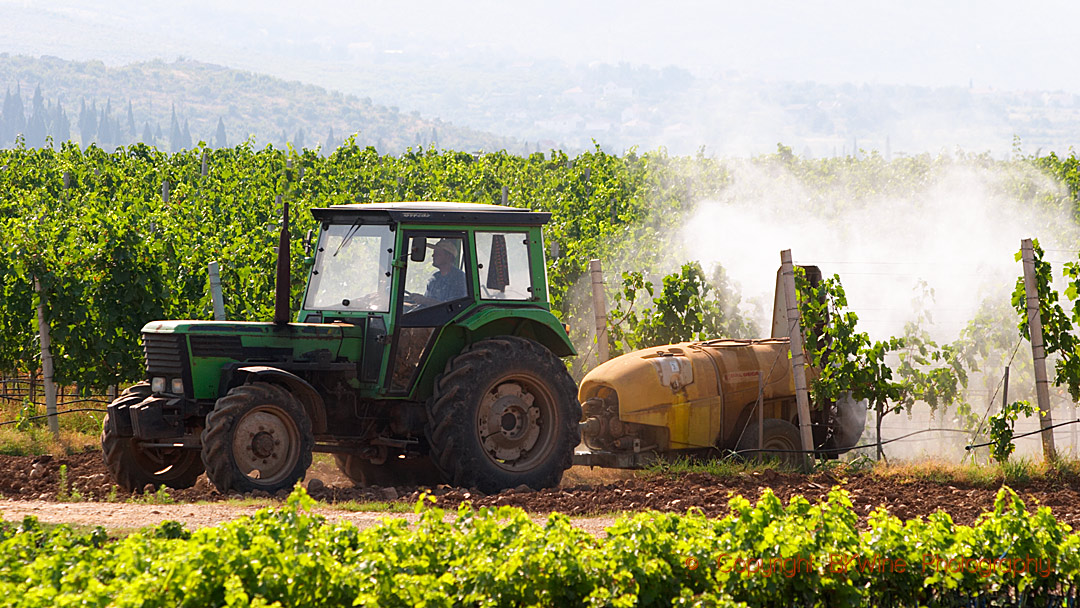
353, 0, 1073, 91
2, 0, 1077, 93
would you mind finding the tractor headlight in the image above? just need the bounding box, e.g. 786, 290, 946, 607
171, 378, 185, 394
151, 377, 166, 394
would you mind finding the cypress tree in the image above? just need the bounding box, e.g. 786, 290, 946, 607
323, 127, 335, 155
97, 104, 113, 148
26, 105, 46, 148
9, 85, 26, 140
80, 99, 97, 145
126, 100, 136, 140
0, 88, 13, 145
31, 85, 44, 115
181, 118, 192, 150
214, 116, 227, 147
52, 100, 70, 144
169, 105, 181, 152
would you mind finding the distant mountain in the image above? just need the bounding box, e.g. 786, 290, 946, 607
0, 54, 519, 154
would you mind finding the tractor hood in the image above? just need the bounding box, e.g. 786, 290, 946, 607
141, 319, 357, 366
141, 320, 361, 400
142, 320, 352, 337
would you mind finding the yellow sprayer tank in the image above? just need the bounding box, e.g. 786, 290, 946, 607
575, 338, 865, 467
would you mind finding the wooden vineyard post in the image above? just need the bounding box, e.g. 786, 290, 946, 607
589, 259, 610, 364
780, 250, 815, 457
1021, 238, 1057, 461
33, 277, 59, 438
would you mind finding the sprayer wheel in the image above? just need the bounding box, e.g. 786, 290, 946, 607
737, 418, 811, 471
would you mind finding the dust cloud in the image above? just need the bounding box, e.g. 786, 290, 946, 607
676, 157, 1080, 461
683, 159, 1078, 343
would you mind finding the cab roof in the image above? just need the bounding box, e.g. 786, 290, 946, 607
310, 201, 551, 226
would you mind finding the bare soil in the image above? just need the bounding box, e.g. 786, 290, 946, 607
2, 450, 1079, 532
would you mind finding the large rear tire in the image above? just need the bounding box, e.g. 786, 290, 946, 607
201, 382, 313, 494
425, 337, 580, 493
334, 454, 442, 487
101, 382, 204, 492
737, 418, 811, 471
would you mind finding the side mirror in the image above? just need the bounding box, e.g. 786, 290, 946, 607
302, 229, 314, 255
410, 237, 427, 262
486, 234, 509, 292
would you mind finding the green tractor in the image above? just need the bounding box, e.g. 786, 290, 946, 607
102, 202, 581, 495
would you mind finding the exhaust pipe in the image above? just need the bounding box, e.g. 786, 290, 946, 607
274, 196, 291, 325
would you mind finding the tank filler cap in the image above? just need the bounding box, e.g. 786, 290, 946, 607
650, 356, 694, 391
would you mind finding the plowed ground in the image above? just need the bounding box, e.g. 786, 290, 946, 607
2, 450, 1079, 529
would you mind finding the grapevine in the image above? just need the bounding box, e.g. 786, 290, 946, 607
0, 485, 1073, 605
795, 270, 972, 459
1, 140, 1079, 396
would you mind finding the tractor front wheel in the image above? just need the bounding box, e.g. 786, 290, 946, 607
426, 337, 580, 493
201, 382, 313, 494
101, 382, 204, 492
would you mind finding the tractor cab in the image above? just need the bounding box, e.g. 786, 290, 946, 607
298, 202, 562, 397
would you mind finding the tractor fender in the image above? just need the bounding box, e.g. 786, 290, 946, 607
229, 366, 328, 434
456, 307, 575, 357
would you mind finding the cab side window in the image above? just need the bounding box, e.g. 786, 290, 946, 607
403, 235, 468, 311
476, 232, 533, 300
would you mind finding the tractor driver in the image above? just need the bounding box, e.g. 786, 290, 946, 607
411, 238, 466, 307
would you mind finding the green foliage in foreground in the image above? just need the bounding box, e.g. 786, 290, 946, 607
0, 487, 1076, 607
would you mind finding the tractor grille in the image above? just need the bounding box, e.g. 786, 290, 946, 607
142, 333, 186, 377
189, 335, 244, 359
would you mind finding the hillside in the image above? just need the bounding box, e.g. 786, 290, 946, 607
0, 54, 518, 154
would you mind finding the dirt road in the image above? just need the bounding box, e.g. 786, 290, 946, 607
1, 451, 1078, 533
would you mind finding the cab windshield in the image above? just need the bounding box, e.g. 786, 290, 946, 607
305, 223, 394, 312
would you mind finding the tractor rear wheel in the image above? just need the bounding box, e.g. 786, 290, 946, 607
201, 382, 313, 494
101, 382, 204, 492
334, 454, 441, 487
425, 337, 580, 493
737, 418, 811, 471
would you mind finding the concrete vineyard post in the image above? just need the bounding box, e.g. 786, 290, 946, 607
757, 374, 765, 450
780, 250, 815, 456
273, 195, 290, 326
1020, 238, 1057, 461
33, 277, 59, 438
1003, 365, 1010, 416
589, 259, 610, 363
208, 261, 226, 321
